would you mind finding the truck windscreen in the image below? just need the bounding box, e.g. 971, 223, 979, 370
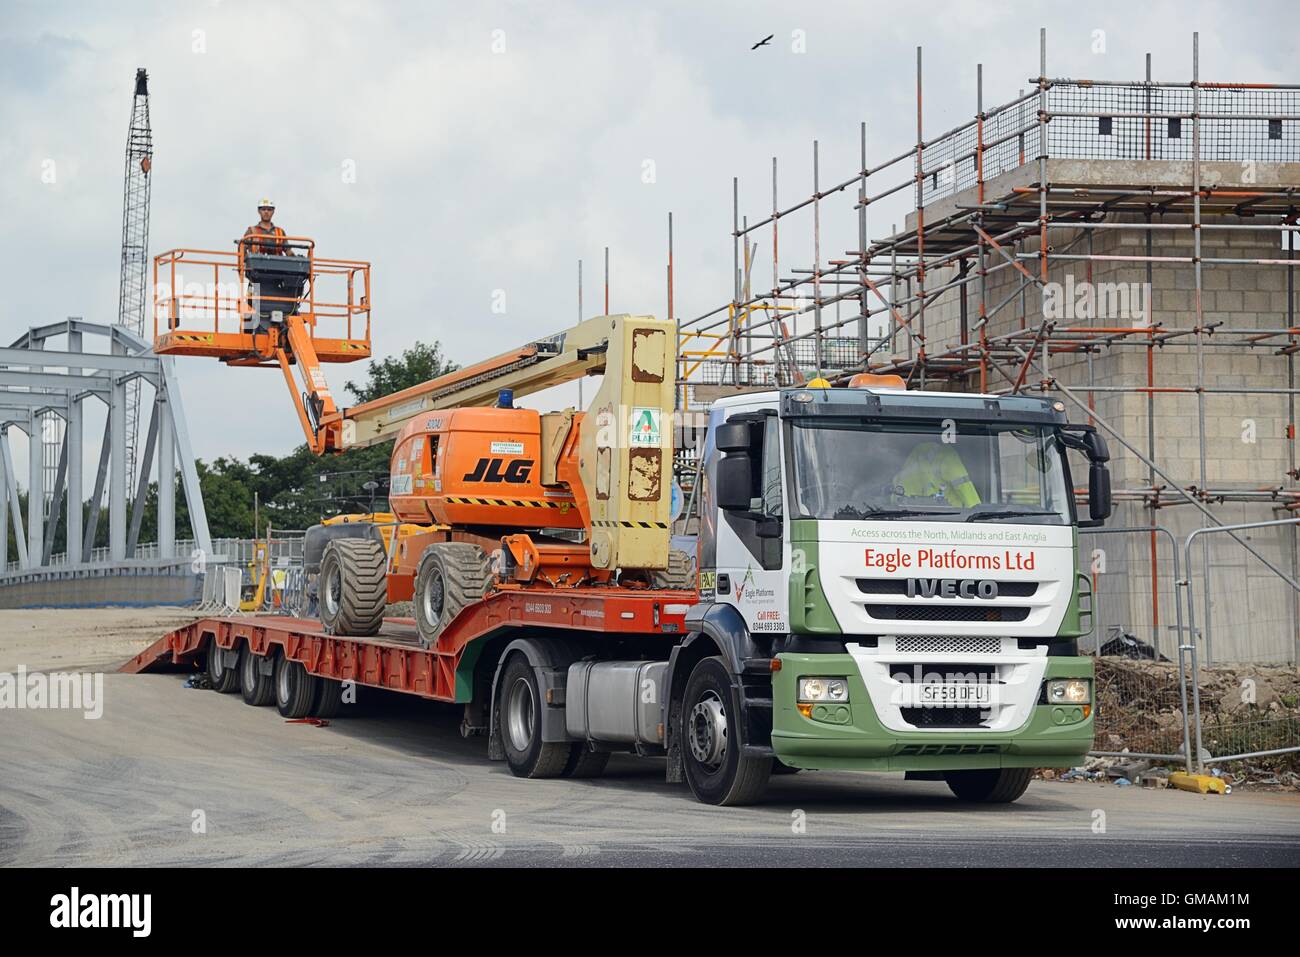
788, 419, 1073, 524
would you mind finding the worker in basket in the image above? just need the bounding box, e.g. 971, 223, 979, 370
242, 198, 288, 255
891, 440, 981, 508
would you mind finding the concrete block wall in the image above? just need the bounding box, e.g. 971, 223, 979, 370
892, 214, 1298, 663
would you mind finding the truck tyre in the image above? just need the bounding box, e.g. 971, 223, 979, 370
945, 767, 1034, 803
239, 645, 275, 706
313, 678, 345, 719
680, 656, 772, 806
648, 549, 696, 591
497, 655, 570, 778
414, 542, 491, 650
206, 638, 239, 693
563, 745, 611, 779
318, 538, 388, 638
275, 656, 319, 719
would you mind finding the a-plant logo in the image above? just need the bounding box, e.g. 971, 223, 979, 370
49, 887, 151, 937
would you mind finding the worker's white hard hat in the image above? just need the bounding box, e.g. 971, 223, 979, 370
257, 197, 275, 209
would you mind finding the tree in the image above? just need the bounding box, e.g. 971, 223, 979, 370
344, 341, 458, 403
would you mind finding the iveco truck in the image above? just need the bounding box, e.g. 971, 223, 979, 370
667, 379, 1109, 804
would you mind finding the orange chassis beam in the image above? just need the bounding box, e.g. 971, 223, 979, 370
121, 587, 695, 703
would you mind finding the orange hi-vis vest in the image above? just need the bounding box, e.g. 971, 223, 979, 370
244, 222, 286, 255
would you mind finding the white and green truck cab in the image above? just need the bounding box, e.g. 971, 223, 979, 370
664, 383, 1110, 805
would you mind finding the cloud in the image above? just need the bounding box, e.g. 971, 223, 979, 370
0, 0, 1294, 493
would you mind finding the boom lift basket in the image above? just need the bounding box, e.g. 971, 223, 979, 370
153, 236, 371, 367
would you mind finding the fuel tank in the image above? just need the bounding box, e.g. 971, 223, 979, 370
387, 407, 581, 530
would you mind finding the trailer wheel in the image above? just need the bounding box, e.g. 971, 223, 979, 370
414, 542, 491, 650
239, 645, 275, 706
680, 656, 771, 806
275, 656, 319, 719
497, 655, 570, 778
648, 548, 696, 591
312, 678, 345, 719
205, 638, 239, 694
318, 539, 387, 638
944, 767, 1034, 804
563, 745, 611, 779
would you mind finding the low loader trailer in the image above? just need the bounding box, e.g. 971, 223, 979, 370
141, 235, 1111, 805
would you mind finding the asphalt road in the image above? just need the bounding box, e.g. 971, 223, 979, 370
2, 670, 1298, 867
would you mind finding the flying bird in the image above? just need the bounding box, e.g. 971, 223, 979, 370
752, 34, 774, 50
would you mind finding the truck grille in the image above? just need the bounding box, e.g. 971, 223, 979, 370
856, 578, 1038, 598
900, 707, 989, 729
865, 604, 1030, 623
893, 635, 1003, 655
897, 743, 1001, 756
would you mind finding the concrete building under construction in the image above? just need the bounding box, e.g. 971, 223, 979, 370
676, 31, 1300, 666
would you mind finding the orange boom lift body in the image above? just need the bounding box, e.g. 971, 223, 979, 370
154, 236, 683, 646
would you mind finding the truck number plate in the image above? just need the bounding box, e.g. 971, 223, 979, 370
918, 683, 992, 706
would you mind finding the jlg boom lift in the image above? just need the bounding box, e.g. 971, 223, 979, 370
140, 232, 1111, 805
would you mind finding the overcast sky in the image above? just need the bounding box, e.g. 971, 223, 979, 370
2, 0, 1297, 496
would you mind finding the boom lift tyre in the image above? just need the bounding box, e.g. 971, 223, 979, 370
680, 656, 772, 806
944, 767, 1034, 803
648, 548, 695, 591
239, 644, 275, 706
496, 654, 572, 779
206, 637, 240, 693
413, 542, 492, 650
318, 538, 388, 637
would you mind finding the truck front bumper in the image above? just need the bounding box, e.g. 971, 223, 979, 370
770, 652, 1093, 772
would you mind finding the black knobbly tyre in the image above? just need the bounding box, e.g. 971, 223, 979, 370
275, 655, 319, 719
239, 645, 275, 706
944, 767, 1034, 803
648, 548, 696, 590
318, 538, 387, 637
680, 656, 771, 805
497, 655, 571, 778
206, 638, 240, 694
413, 542, 491, 650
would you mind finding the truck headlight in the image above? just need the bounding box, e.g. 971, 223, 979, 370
799, 677, 849, 702
1047, 679, 1090, 704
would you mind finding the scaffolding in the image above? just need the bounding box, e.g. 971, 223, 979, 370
674, 29, 1300, 665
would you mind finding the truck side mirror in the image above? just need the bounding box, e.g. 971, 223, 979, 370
715, 421, 753, 454
717, 452, 755, 511
1088, 461, 1112, 523
1060, 424, 1112, 527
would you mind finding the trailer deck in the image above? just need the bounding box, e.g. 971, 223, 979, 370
121, 585, 695, 702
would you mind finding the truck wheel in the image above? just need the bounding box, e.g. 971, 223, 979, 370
318, 539, 388, 638
497, 655, 570, 778
563, 745, 611, 778
239, 645, 275, 706
206, 638, 239, 693
312, 678, 345, 719
414, 542, 491, 650
648, 549, 696, 590
945, 767, 1034, 803
275, 656, 319, 719
680, 656, 771, 805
